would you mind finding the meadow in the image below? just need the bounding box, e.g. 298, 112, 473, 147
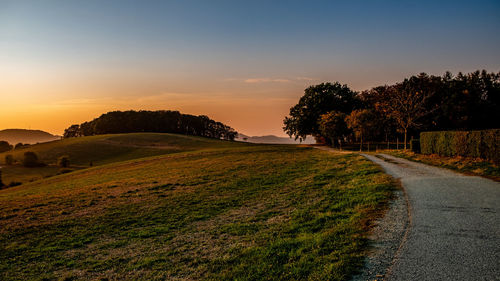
0, 133, 245, 184
0, 134, 394, 280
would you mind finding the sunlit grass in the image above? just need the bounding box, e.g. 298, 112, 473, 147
0, 133, 250, 185
386, 150, 499, 181
0, 139, 394, 280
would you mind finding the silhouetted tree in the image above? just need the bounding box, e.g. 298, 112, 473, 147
284, 82, 360, 141
0, 141, 12, 153
63, 110, 237, 141
22, 152, 40, 168
5, 155, 14, 165
372, 74, 439, 149
64, 125, 81, 138
57, 155, 70, 168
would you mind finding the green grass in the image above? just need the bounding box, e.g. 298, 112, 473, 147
386, 150, 500, 181
0, 138, 394, 280
0, 133, 249, 185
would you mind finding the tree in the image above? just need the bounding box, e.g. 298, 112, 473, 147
64, 124, 81, 138
374, 74, 439, 149
318, 111, 348, 148
63, 110, 237, 140
23, 152, 40, 167
15, 143, 28, 149
283, 82, 359, 141
57, 155, 70, 168
0, 141, 12, 153
5, 155, 14, 165
345, 109, 376, 151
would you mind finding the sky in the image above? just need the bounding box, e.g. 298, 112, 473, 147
1, 0, 499, 137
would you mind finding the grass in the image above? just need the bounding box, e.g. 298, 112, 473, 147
0, 133, 248, 185
385, 150, 500, 181
0, 137, 394, 280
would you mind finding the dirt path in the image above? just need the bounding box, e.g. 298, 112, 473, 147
362, 153, 500, 281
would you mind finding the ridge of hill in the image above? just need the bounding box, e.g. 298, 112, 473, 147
236, 133, 316, 144
0, 129, 60, 145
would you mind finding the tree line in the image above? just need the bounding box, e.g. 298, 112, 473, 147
284, 70, 500, 149
64, 110, 238, 141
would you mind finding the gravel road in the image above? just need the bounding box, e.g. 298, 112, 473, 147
362, 153, 500, 281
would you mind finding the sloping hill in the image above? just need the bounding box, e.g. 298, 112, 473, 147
0, 133, 248, 167
0, 144, 394, 280
0, 129, 60, 145
0, 133, 252, 185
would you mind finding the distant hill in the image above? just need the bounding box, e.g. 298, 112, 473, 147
0, 129, 60, 145
236, 133, 316, 144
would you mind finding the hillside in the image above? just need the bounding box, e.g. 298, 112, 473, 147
0, 138, 394, 280
0, 133, 251, 185
0, 133, 247, 166
0, 129, 60, 145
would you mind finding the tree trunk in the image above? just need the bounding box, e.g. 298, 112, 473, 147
404, 128, 408, 150
360, 134, 363, 152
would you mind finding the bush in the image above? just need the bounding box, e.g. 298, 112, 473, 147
57, 155, 70, 168
5, 154, 14, 165
420, 129, 500, 163
410, 139, 420, 153
23, 152, 40, 167
0, 141, 12, 153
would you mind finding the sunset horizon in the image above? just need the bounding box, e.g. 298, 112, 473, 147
2, 0, 499, 137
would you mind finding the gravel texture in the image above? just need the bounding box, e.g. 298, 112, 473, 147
361, 153, 500, 281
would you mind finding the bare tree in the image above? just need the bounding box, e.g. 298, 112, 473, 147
375, 74, 439, 149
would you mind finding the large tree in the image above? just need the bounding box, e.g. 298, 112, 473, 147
374, 73, 440, 149
345, 109, 376, 151
318, 111, 348, 148
283, 82, 359, 141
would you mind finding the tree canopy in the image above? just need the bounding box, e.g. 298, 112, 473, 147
283, 82, 359, 141
64, 110, 238, 141
0, 141, 12, 153
283, 70, 500, 148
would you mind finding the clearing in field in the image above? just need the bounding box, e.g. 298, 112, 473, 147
0, 134, 394, 280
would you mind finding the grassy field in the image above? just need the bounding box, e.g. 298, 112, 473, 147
386, 150, 500, 181
0, 135, 394, 280
0, 133, 247, 184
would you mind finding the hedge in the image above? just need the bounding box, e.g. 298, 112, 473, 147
420, 129, 500, 163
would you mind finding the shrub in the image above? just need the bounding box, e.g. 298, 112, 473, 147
5, 154, 14, 165
57, 155, 70, 168
23, 152, 40, 167
420, 129, 500, 163
410, 139, 420, 153
0, 141, 12, 153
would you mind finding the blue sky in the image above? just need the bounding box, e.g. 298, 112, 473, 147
1, 0, 499, 136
